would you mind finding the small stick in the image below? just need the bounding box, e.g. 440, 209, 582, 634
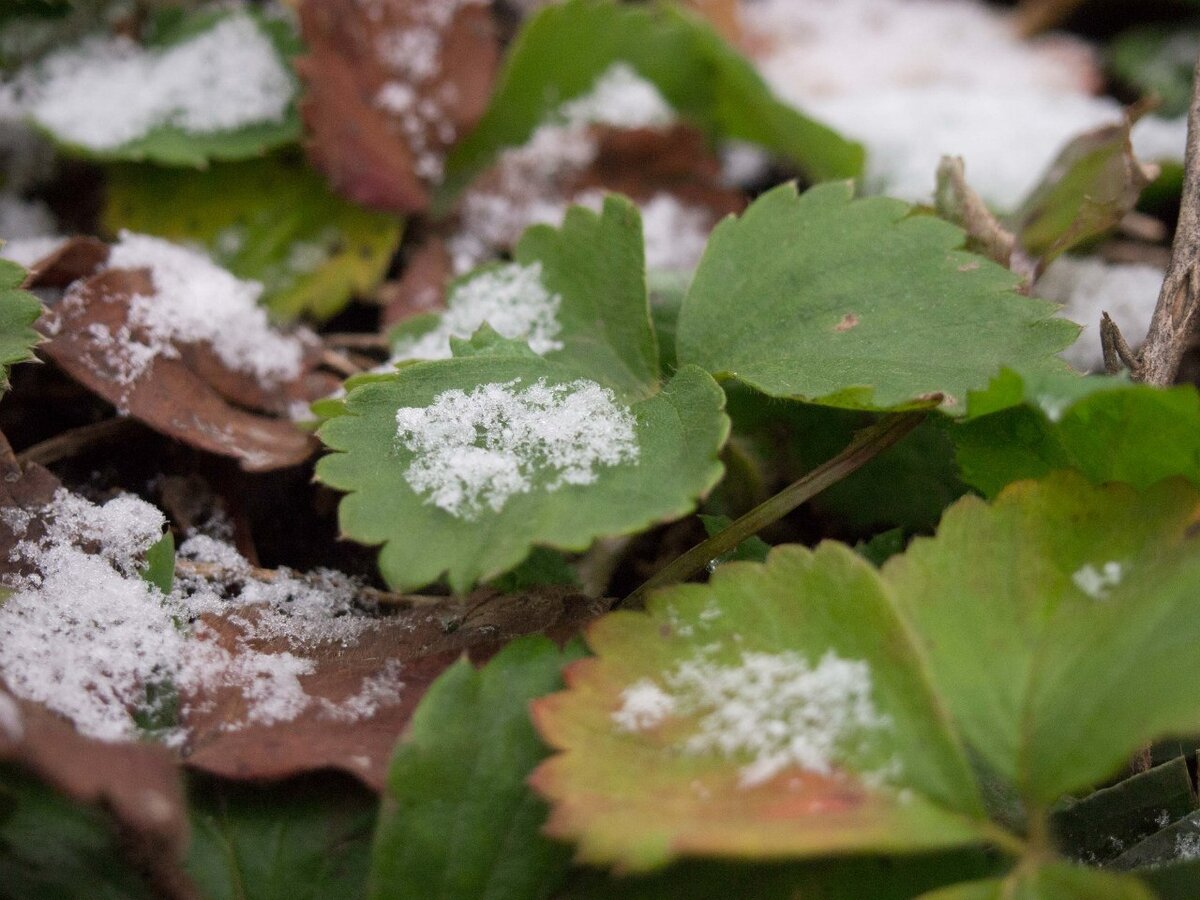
620, 411, 926, 610
323, 333, 391, 352
1100, 313, 1139, 376
1135, 52, 1200, 386
16, 417, 135, 466
320, 348, 364, 378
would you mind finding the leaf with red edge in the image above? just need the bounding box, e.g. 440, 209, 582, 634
530, 542, 989, 872
297, 0, 499, 213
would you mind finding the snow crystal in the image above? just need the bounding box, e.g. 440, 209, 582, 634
740, 0, 1126, 206
391, 262, 563, 361
74, 231, 306, 387
1072, 561, 1124, 600
1035, 255, 1164, 373
613, 649, 891, 788
0, 490, 401, 743
395, 377, 639, 519
20, 14, 294, 150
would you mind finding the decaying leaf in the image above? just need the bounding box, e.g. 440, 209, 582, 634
297, 0, 499, 213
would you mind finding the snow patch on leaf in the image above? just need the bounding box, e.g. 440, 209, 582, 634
613, 649, 892, 788
395, 377, 639, 519
18, 14, 294, 151
1072, 561, 1125, 600
391, 261, 562, 361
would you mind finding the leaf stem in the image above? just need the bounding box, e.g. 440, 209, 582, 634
619, 411, 927, 610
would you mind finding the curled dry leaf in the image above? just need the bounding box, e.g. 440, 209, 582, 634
26, 240, 333, 472
297, 0, 499, 213
182, 585, 604, 790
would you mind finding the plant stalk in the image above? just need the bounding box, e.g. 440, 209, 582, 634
619, 411, 927, 610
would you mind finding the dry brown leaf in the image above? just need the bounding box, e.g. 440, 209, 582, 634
380, 236, 452, 327
297, 0, 499, 213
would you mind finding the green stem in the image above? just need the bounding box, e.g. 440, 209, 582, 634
620, 411, 927, 609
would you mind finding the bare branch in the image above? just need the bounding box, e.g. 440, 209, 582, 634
1100, 312, 1139, 376
1137, 53, 1200, 386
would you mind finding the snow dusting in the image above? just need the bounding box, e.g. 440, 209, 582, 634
391, 262, 562, 361
395, 378, 639, 519
1035, 255, 1165, 373
66, 231, 307, 388
614, 649, 892, 787
0, 490, 403, 744
19, 14, 294, 150
1072, 561, 1124, 600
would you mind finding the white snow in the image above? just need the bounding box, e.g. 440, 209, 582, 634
391, 261, 563, 361
69, 231, 306, 388
395, 377, 640, 519
613, 648, 891, 788
557, 62, 676, 130
1035, 255, 1165, 373
0, 489, 404, 744
639, 193, 714, 272
738, 0, 1135, 206
1072, 561, 1124, 600
18, 14, 294, 150
1132, 115, 1188, 165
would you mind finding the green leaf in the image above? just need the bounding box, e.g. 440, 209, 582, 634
369, 637, 583, 900
856, 528, 907, 567
186, 775, 375, 900
138, 530, 174, 595
489, 547, 579, 592
885, 473, 1200, 806
1113, 809, 1200, 871
952, 369, 1200, 497
29, 10, 301, 166
317, 201, 729, 593
1050, 757, 1196, 864
917, 862, 1155, 900
698, 514, 770, 567
317, 354, 726, 593
442, 0, 861, 202
1009, 116, 1154, 263
676, 182, 1076, 414
530, 542, 990, 871
0, 259, 41, 388
103, 157, 402, 320
1109, 27, 1200, 119
0, 766, 157, 900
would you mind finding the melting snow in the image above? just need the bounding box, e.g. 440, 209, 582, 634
1072, 561, 1124, 600
18, 14, 294, 150
395, 377, 639, 519
613, 648, 891, 787
1035, 255, 1165, 373
0, 490, 403, 744
391, 261, 563, 361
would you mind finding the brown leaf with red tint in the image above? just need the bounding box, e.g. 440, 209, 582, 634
17, 236, 108, 288
297, 0, 499, 213
182, 586, 603, 790
0, 686, 195, 899
37, 269, 316, 472
380, 236, 452, 327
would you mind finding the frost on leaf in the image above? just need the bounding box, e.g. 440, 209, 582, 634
31, 235, 335, 471
394, 377, 639, 519
297, 0, 498, 212
13, 12, 299, 164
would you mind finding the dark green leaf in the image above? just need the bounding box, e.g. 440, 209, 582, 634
698, 514, 770, 567
0, 258, 42, 389
139, 531, 174, 595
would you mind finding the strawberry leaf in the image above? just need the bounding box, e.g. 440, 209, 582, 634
443, 0, 861, 202
676, 183, 1078, 413
917, 863, 1154, 900
368, 637, 582, 900
531, 542, 989, 871
0, 259, 42, 388
102, 157, 402, 321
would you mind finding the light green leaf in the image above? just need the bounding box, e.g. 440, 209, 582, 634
530, 543, 989, 871
0, 258, 42, 388
917, 862, 1154, 900
442, 0, 861, 202
676, 182, 1076, 413
29, 10, 301, 167
885, 473, 1200, 805
317, 353, 726, 593
186, 776, 375, 900
369, 637, 582, 900
138, 531, 174, 595
103, 157, 401, 320
952, 369, 1200, 497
